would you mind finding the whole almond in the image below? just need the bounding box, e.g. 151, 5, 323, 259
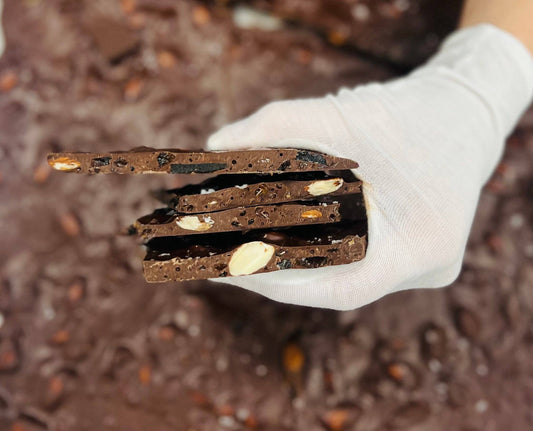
301, 209, 323, 219
48, 157, 81, 172
306, 178, 343, 196
176, 215, 214, 231
228, 241, 275, 276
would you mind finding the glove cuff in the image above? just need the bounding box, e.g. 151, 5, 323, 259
417, 24, 533, 139
411, 24, 533, 182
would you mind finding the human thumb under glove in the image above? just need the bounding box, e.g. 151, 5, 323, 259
207, 25, 533, 310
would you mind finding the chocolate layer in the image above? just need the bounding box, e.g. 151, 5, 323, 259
143, 222, 367, 282
159, 172, 361, 213
133, 201, 346, 239
47, 147, 358, 174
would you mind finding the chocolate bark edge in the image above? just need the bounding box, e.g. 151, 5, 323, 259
47, 148, 359, 174
164, 174, 362, 213
133, 201, 344, 239
143, 234, 366, 282
142, 221, 367, 282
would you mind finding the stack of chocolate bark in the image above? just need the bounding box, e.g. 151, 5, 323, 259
48, 148, 367, 282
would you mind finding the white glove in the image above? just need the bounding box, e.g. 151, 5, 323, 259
207, 25, 533, 310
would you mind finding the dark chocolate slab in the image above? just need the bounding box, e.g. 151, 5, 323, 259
47, 148, 358, 174
133, 201, 345, 239
143, 222, 367, 282
159, 172, 361, 213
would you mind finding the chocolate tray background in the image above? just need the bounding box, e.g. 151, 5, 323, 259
1, 1, 532, 430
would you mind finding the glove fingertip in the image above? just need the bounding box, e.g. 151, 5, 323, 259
206, 126, 237, 151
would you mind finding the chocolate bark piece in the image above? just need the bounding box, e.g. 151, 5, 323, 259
84, 16, 140, 63
159, 172, 362, 213
133, 201, 346, 239
143, 222, 367, 282
47, 148, 358, 175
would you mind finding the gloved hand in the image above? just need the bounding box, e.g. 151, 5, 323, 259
207, 25, 533, 310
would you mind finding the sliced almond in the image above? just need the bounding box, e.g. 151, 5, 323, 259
301, 209, 322, 219
48, 157, 81, 172
228, 241, 275, 276
306, 178, 343, 196
176, 215, 214, 231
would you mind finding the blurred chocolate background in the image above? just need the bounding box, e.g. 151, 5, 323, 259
1, 1, 533, 430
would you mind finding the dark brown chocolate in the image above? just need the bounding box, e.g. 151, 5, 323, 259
159, 172, 361, 213
84, 16, 140, 63
133, 201, 345, 239
47, 148, 359, 174
143, 223, 367, 281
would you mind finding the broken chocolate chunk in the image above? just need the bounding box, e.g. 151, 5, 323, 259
161, 172, 360, 213
48, 146, 367, 283
134, 201, 347, 239
47, 148, 358, 174
143, 222, 367, 282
